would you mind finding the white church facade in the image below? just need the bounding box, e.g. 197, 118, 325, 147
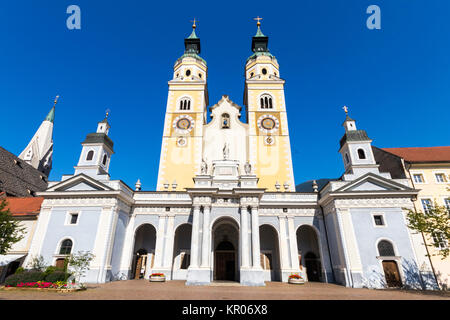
23, 23, 439, 289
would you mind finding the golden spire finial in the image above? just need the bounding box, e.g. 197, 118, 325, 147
190, 18, 198, 29
53, 95, 60, 107
254, 16, 263, 27
343, 105, 349, 115
105, 108, 111, 119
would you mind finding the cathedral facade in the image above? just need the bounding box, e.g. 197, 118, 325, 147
23, 23, 439, 289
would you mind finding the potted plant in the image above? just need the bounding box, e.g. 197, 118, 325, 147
288, 274, 305, 284
149, 273, 166, 282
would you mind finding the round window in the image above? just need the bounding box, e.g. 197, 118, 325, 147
186, 69, 191, 76
262, 68, 267, 75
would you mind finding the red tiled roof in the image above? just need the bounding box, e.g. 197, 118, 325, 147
3, 197, 44, 216
382, 147, 450, 163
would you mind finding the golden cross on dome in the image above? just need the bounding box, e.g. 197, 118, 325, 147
343, 105, 349, 115
254, 16, 263, 27
105, 108, 111, 118
53, 95, 60, 107
190, 18, 198, 29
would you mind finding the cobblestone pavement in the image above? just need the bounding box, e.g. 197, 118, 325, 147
1, 280, 449, 300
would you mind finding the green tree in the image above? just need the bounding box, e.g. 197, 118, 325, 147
407, 202, 450, 259
68, 251, 95, 285
0, 199, 25, 255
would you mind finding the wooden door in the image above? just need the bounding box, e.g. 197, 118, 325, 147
215, 252, 235, 281
382, 260, 402, 287
134, 256, 143, 279
55, 258, 65, 270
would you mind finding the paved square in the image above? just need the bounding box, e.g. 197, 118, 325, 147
1, 280, 449, 300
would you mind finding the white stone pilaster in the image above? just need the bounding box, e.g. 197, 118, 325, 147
153, 215, 167, 269
190, 206, 201, 268
287, 217, 300, 270
119, 214, 136, 275
251, 206, 261, 269
240, 206, 250, 268
278, 216, 290, 269
201, 206, 211, 267
23, 206, 52, 268
163, 215, 175, 268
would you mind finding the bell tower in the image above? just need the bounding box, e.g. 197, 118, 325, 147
156, 21, 208, 191
243, 18, 295, 191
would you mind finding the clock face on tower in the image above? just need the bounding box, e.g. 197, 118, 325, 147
257, 114, 279, 134
173, 115, 195, 135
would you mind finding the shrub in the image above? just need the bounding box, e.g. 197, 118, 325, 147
43, 266, 56, 278
5, 271, 45, 287
14, 267, 24, 274
45, 271, 71, 283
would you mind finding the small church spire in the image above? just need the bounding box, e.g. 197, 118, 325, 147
253, 16, 265, 37
342, 105, 356, 132
19, 95, 58, 176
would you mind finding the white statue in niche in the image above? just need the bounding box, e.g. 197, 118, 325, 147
223, 142, 229, 160
201, 158, 208, 174
244, 161, 252, 174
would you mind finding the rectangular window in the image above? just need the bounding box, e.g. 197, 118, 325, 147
435, 173, 447, 183
374, 215, 384, 226
421, 199, 433, 214
413, 174, 424, 183
432, 233, 448, 250
70, 213, 78, 224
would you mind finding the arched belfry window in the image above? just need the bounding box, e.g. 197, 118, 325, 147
221, 113, 230, 129
179, 98, 191, 111
378, 240, 395, 257
358, 149, 366, 159
86, 150, 94, 161
102, 154, 108, 166
59, 239, 73, 255
260, 94, 273, 109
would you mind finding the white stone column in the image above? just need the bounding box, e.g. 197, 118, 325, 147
190, 206, 201, 268
240, 206, 250, 268
153, 215, 167, 269
201, 206, 211, 267
251, 206, 261, 269
287, 217, 300, 270
163, 215, 175, 268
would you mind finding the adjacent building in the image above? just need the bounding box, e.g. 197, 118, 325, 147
375, 146, 450, 289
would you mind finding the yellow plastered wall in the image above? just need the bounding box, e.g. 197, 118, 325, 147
408, 164, 450, 289
157, 79, 206, 191
246, 83, 295, 191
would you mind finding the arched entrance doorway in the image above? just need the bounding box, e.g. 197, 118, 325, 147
132, 224, 156, 279
212, 218, 239, 282
259, 224, 281, 281
297, 225, 323, 282
172, 223, 192, 280
378, 240, 402, 287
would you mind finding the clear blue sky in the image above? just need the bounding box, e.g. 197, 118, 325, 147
1, 1, 449, 190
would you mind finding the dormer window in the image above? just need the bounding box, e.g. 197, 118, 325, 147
179, 98, 191, 110
86, 150, 94, 161
357, 149, 366, 159
221, 113, 230, 129
260, 94, 273, 109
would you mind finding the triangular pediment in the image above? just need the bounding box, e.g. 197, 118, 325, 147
47, 174, 113, 192
335, 173, 413, 193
